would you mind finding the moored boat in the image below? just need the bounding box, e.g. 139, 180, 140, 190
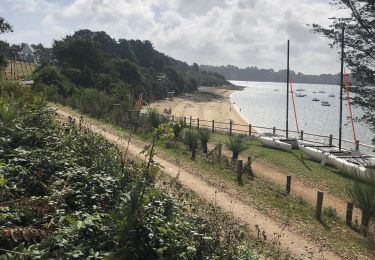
256, 135, 292, 152
312, 98, 320, 102
321, 101, 331, 106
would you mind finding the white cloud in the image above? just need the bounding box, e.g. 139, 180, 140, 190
0, 0, 346, 74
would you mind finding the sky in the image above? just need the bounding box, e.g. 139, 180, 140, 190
0, 0, 346, 74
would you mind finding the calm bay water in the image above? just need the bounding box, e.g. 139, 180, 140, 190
229, 80, 373, 149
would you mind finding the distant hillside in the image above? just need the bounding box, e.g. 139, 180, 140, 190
200, 65, 340, 85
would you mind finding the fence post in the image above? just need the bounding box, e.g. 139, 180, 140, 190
237, 160, 243, 184
355, 140, 359, 151
229, 120, 233, 136
247, 156, 254, 178
329, 134, 333, 146
346, 202, 354, 227
272, 127, 276, 135
249, 124, 252, 136
217, 143, 222, 159
212, 120, 215, 132
172, 115, 174, 122
183, 116, 186, 125
189, 116, 192, 128
300, 130, 304, 141
286, 175, 292, 194
197, 118, 200, 129
316, 191, 324, 220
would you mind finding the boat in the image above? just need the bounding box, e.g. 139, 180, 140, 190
312, 91, 317, 94
329, 94, 335, 97
321, 101, 331, 106
327, 153, 375, 183
296, 93, 306, 97
318, 90, 326, 93
295, 88, 305, 92
312, 98, 320, 102
256, 135, 292, 152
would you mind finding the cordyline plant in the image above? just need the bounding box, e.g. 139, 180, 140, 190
198, 128, 211, 154
226, 135, 248, 160
347, 182, 375, 234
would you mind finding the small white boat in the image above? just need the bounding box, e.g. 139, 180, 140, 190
296, 93, 307, 97
329, 94, 335, 97
319, 90, 326, 93
321, 101, 331, 106
312, 98, 320, 102
327, 155, 375, 183
256, 136, 292, 152
299, 145, 328, 163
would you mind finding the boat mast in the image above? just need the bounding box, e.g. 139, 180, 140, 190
286, 40, 290, 139
339, 26, 345, 150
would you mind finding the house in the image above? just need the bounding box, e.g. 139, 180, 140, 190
19, 44, 37, 62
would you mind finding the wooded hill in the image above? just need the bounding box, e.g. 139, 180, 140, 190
33, 29, 226, 97
200, 64, 340, 85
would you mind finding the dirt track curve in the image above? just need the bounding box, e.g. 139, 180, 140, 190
54, 107, 341, 259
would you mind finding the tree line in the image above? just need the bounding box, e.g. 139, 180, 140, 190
200, 65, 341, 85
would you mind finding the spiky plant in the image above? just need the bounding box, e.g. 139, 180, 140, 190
347, 182, 375, 232
198, 129, 211, 154
226, 135, 248, 160
184, 130, 199, 160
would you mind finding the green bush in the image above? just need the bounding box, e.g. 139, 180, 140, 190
184, 130, 199, 160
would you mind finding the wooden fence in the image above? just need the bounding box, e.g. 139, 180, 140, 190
165, 114, 375, 155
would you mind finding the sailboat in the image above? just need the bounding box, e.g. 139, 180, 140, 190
298, 27, 375, 183
256, 40, 294, 152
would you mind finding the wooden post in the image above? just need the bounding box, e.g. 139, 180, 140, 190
355, 140, 359, 151
229, 120, 233, 136
217, 143, 222, 159
197, 118, 200, 129
189, 116, 192, 128
316, 191, 324, 220
212, 120, 215, 132
183, 116, 186, 125
247, 156, 254, 178
346, 202, 354, 227
300, 130, 304, 140
172, 115, 174, 122
329, 134, 333, 146
272, 127, 276, 135
286, 175, 291, 194
237, 160, 243, 184
247, 156, 252, 166
249, 124, 252, 136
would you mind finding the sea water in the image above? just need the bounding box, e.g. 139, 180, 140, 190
229, 80, 373, 150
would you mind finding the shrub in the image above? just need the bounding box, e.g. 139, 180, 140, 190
226, 135, 248, 160
347, 182, 375, 233
184, 130, 199, 160
147, 109, 162, 129
198, 129, 211, 154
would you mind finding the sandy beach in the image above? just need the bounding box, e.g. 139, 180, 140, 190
149, 85, 250, 132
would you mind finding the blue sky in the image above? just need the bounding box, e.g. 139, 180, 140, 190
0, 0, 345, 74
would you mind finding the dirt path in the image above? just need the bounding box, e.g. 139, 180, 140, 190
151, 86, 361, 222
210, 143, 362, 221
54, 107, 341, 259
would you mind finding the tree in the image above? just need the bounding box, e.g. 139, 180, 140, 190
311, 0, 375, 140
0, 17, 13, 34
0, 17, 13, 73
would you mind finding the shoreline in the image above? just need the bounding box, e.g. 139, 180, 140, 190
149, 85, 250, 132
